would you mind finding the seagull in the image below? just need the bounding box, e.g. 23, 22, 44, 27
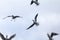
0, 33, 16, 40
47, 32, 58, 40
30, 0, 39, 6
3, 15, 22, 21
26, 13, 39, 30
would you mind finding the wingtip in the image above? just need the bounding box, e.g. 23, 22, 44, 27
13, 34, 16, 36
47, 33, 48, 35
36, 13, 38, 16
0, 32, 2, 34
14, 34, 16, 35
26, 28, 29, 30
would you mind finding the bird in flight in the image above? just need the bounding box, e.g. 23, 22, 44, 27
26, 13, 39, 30
47, 32, 58, 40
3, 15, 22, 21
0, 33, 16, 40
30, 0, 39, 6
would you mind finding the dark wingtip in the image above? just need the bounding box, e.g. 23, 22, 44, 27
36, 13, 38, 15
36, 2, 40, 6
12, 34, 16, 37
0, 32, 3, 34
30, 0, 33, 5
14, 34, 16, 36
36, 13, 38, 16
26, 28, 29, 30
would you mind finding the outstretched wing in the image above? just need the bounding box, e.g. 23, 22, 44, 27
15, 16, 20, 17
15, 16, 23, 18
9, 34, 16, 40
3, 16, 12, 19
35, 13, 38, 21
0, 33, 5, 40
51, 32, 58, 37
26, 23, 35, 30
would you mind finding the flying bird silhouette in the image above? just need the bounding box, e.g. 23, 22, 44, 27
47, 32, 58, 40
0, 33, 16, 40
3, 15, 22, 21
26, 13, 39, 30
30, 0, 39, 6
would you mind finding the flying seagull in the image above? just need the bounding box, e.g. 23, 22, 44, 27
30, 0, 39, 6
3, 15, 22, 21
26, 13, 39, 30
47, 32, 58, 40
0, 33, 16, 40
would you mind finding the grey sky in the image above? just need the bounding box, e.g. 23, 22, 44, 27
0, 0, 60, 40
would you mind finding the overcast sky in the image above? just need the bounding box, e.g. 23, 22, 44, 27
0, 0, 60, 40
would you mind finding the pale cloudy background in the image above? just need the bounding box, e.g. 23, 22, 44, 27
0, 0, 60, 40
